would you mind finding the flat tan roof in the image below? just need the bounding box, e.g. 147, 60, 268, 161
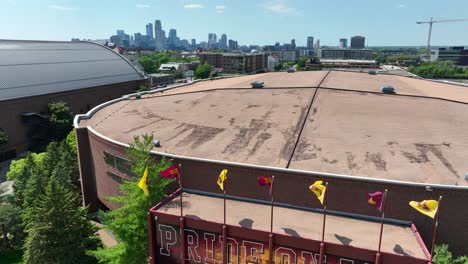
80, 71, 468, 186
157, 192, 427, 259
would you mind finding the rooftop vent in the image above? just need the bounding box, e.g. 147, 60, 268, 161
135, 94, 142, 99
153, 140, 161, 148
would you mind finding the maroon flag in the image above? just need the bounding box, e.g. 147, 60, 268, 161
160, 165, 181, 179
368, 191, 384, 211
258, 176, 273, 196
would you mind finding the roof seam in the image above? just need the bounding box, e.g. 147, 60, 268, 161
0, 58, 123, 67
0, 73, 140, 92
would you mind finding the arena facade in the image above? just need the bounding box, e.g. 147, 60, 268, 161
74, 71, 468, 262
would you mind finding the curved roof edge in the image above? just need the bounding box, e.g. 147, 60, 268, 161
82, 40, 146, 78
73, 85, 468, 191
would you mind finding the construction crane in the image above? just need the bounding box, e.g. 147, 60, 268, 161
416, 17, 468, 60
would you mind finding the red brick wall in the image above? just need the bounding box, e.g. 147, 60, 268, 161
80, 128, 468, 256
0, 79, 147, 156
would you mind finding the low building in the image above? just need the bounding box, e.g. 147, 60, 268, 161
264, 50, 300, 62
149, 73, 175, 87
267, 55, 280, 71
320, 59, 378, 68
430, 46, 468, 66
317, 49, 373, 60
0, 40, 147, 160
198, 53, 267, 74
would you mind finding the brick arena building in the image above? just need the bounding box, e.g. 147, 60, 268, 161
75, 71, 468, 262
0, 40, 147, 159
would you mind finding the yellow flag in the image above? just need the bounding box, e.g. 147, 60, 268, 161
138, 167, 149, 197
309, 180, 326, 205
409, 200, 439, 219
217, 169, 228, 191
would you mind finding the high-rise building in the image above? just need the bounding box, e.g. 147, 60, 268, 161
228, 39, 238, 50
146, 23, 154, 40
208, 33, 217, 49
291, 39, 296, 49
115, 30, 130, 48
350, 36, 365, 49
314, 39, 320, 49
220, 34, 227, 49
307, 36, 314, 50
191, 39, 196, 49
339, 38, 348, 48
154, 20, 164, 51
168, 29, 177, 46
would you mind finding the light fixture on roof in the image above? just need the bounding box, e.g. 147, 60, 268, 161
153, 140, 161, 148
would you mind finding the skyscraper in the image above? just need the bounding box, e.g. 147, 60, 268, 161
307, 36, 314, 50
339, 38, 348, 48
191, 39, 196, 49
146, 23, 154, 40
228, 39, 238, 50
350, 36, 365, 49
314, 39, 320, 49
291, 39, 296, 49
220, 34, 227, 50
168, 29, 177, 46
154, 20, 164, 51
208, 33, 217, 49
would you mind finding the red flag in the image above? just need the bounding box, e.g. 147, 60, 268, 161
160, 165, 181, 179
368, 191, 384, 211
258, 176, 273, 196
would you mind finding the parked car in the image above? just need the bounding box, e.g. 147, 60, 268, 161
381, 85, 395, 94
251, 81, 264, 88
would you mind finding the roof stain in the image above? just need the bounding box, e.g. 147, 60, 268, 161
366, 152, 387, 171
402, 143, 459, 178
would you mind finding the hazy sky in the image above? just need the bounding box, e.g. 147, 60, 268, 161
2, 0, 468, 46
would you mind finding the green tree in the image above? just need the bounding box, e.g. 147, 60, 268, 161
12, 154, 39, 209
7, 153, 45, 181
433, 244, 468, 264
0, 130, 8, 147
195, 62, 213, 79
0, 202, 23, 250
138, 57, 156, 74
48, 102, 73, 141
90, 134, 174, 264
23, 176, 100, 264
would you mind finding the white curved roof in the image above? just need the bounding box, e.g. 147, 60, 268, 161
0, 40, 145, 101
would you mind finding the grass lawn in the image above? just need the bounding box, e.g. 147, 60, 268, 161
0, 250, 23, 264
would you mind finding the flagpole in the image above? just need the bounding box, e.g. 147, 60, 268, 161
318, 182, 329, 264
270, 176, 275, 234
429, 196, 442, 264
178, 163, 186, 263
269, 176, 275, 264
375, 189, 388, 264
179, 163, 183, 218
223, 175, 227, 264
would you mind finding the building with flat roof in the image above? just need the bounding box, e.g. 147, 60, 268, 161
350, 36, 365, 49
198, 53, 267, 74
0, 40, 147, 159
339, 38, 348, 48
430, 46, 468, 65
318, 48, 373, 60
75, 71, 468, 256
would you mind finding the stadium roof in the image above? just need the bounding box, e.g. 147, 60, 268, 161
0, 40, 145, 101
79, 71, 468, 186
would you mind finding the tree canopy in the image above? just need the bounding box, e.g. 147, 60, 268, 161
408, 61, 468, 79
195, 62, 213, 79
0, 130, 8, 147
90, 134, 174, 264
48, 102, 73, 141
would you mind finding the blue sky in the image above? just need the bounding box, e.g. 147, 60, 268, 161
2, 0, 468, 46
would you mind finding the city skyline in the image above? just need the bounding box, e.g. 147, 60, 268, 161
1, 0, 468, 46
